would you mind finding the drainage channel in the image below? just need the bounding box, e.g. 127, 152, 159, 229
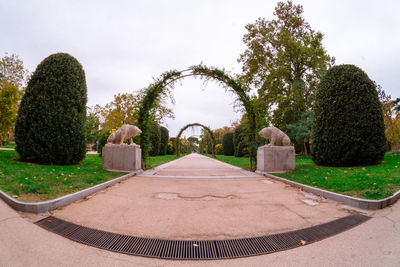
35, 214, 370, 260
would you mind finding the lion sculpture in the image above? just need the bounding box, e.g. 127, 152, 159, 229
107, 124, 142, 146
259, 126, 291, 146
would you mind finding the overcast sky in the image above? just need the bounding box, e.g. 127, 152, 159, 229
1, 0, 399, 137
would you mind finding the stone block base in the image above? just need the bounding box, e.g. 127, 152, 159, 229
256, 145, 295, 174
102, 144, 142, 172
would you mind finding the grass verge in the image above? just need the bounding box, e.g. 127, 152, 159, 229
208, 154, 251, 170
145, 154, 182, 169
213, 152, 400, 200
0, 150, 178, 202
1, 139, 16, 149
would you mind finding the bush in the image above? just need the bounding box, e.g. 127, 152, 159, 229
222, 132, 234, 156
149, 122, 160, 156
312, 64, 386, 166
15, 53, 87, 164
166, 141, 174, 154
215, 144, 223, 155
233, 124, 247, 157
97, 131, 111, 157
159, 126, 169, 155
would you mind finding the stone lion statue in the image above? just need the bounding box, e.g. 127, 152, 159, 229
107, 124, 142, 146
259, 126, 291, 146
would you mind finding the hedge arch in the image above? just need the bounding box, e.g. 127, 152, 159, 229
176, 123, 215, 158
137, 64, 258, 170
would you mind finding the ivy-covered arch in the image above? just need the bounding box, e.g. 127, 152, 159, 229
176, 123, 215, 158
137, 64, 258, 170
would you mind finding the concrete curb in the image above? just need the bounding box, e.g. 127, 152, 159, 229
258, 171, 400, 210
0, 170, 142, 213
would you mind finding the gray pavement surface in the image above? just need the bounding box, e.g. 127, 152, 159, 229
1, 153, 399, 266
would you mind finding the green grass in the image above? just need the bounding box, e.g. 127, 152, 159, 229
0, 150, 178, 202
213, 153, 400, 200
1, 139, 16, 149
276, 153, 400, 200
208, 154, 251, 170
146, 154, 182, 169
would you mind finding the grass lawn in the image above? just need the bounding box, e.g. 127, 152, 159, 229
0, 150, 179, 202
209, 154, 251, 170
1, 139, 16, 149
145, 154, 182, 169
213, 152, 400, 200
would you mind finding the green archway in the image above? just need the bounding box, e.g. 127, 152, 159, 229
137, 64, 258, 170
176, 123, 215, 158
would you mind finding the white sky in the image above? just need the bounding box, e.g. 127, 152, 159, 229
1, 0, 399, 137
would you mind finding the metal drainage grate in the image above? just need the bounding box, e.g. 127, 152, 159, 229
35, 214, 370, 260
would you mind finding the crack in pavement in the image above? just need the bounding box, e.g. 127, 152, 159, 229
154, 192, 237, 201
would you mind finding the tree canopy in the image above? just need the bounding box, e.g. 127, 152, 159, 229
94, 90, 174, 133
238, 1, 334, 130
0, 53, 29, 144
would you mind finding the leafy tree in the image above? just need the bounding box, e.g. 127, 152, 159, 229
222, 132, 234, 156
0, 81, 19, 143
312, 64, 386, 166
85, 107, 101, 144
95, 93, 138, 133
0, 53, 28, 88
213, 126, 233, 144
286, 111, 313, 155
159, 126, 169, 155
95, 90, 174, 133
238, 1, 334, 130
0, 53, 29, 144
15, 53, 87, 164
378, 87, 400, 150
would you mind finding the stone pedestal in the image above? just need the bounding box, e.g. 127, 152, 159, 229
102, 144, 142, 172
256, 145, 295, 174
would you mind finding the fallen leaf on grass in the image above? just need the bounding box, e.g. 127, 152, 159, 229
12, 195, 18, 198
300, 240, 307, 245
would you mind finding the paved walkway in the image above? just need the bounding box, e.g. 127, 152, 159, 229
1, 153, 399, 266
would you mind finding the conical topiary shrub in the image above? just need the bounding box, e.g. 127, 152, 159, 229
15, 53, 87, 164
312, 64, 386, 166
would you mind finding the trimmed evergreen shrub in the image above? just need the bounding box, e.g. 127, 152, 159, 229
233, 125, 246, 157
312, 64, 386, 166
97, 131, 110, 157
15, 53, 87, 164
149, 122, 161, 156
222, 132, 234, 156
159, 126, 169, 155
